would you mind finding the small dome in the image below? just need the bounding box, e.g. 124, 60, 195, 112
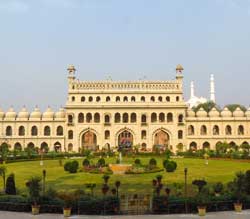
186, 109, 195, 117
43, 107, 54, 119
209, 107, 220, 117
0, 108, 4, 119
18, 106, 29, 119
245, 108, 250, 117
176, 64, 184, 71
233, 107, 245, 117
5, 107, 17, 119
221, 107, 232, 117
55, 107, 65, 119
30, 106, 42, 119
196, 108, 208, 117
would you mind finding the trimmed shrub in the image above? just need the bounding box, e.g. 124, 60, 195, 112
97, 158, 105, 167
163, 160, 177, 172
5, 173, 16, 195
82, 158, 90, 167
134, 158, 141, 166
149, 158, 157, 167
64, 161, 71, 171
64, 160, 79, 173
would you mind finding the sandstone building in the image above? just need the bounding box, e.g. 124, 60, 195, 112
0, 65, 250, 152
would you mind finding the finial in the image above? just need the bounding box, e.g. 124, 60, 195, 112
176, 64, 184, 73
67, 64, 76, 74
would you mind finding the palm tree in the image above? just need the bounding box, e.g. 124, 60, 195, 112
0, 166, 7, 191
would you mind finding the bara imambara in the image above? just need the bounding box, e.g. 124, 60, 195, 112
0, 64, 250, 153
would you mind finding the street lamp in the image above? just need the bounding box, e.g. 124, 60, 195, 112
184, 167, 188, 213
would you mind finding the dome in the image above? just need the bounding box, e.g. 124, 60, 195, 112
18, 106, 29, 119
233, 107, 245, 117
30, 106, 42, 119
209, 107, 220, 117
245, 108, 250, 117
176, 64, 184, 71
5, 107, 17, 119
55, 107, 66, 119
196, 108, 208, 117
43, 107, 54, 119
221, 107, 232, 117
186, 109, 195, 117
0, 108, 4, 119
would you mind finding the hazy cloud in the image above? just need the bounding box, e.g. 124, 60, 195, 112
0, 0, 30, 13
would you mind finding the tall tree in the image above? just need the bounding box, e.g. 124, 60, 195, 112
5, 173, 16, 195
193, 101, 220, 113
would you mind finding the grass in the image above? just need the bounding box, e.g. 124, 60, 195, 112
0, 156, 250, 195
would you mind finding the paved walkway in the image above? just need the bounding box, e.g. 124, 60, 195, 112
0, 210, 250, 219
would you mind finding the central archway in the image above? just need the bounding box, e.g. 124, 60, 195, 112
153, 130, 170, 150
118, 130, 133, 149
82, 130, 97, 150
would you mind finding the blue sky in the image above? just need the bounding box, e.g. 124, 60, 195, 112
0, 0, 250, 111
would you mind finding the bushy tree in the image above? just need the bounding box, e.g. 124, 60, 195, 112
192, 179, 207, 193
163, 160, 177, 172
82, 158, 90, 167
64, 160, 79, 173
193, 101, 219, 113
225, 104, 247, 112
134, 158, 141, 166
0, 165, 7, 190
26, 176, 42, 205
149, 158, 157, 167
5, 173, 16, 195
97, 158, 105, 167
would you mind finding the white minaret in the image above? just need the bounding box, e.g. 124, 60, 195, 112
210, 74, 215, 102
190, 81, 195, 98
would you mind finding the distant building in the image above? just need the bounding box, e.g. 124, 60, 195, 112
0, 65, 249, 152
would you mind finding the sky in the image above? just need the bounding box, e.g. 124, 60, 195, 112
0, 0, 250, 112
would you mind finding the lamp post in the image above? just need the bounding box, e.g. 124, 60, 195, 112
184, 167, 188, 213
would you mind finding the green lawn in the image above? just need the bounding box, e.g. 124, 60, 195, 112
1, 157, 250, 195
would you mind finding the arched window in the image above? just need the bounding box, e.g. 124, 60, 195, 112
18, 126, 25, 136
159, 113, 165, 122
6, 126, 12, 136
68, 115, 73, 123
116, 96, 120, 102
141, 130, 146, 139
86, 113, 92, 123
114, 113, 121, 123
123, 113, 129, 123
176, 96, 180, 102
14, 142, 22, 151
27, 142, 35, 149
225, 125, 232, 135
213, 125, 220, 135
203, 142, 210, 150
166, 96, 170, 102
123, 96, 128, 102
141, 143, 147, 151
131, 96, 136, 102
68, 143, 73, 152
141, 96, 145, 102
150, 96, 155, 102
190, 142, 197, 150
105, 130, 110, 140
158, 96, 163, 102
200, 125, 207, 135
178, 130, 183, 139
178, 114, 184, 123
56, 126, 63, 136
141, 114, 147, 123
96, 96, 101, 102
238, 125, 244, 135
151, 113, 157, 123
78, 113, 84, 123
88, 96, 93, 102
44, 126, 51, 136
104, 114, 110, 124
71, 96, 75, 102
106, 96, 111, 102
131, 113, 137, 123
188, 125, 194, 135
41, 142, 49, 152
167, 113, 173, 122
94, 113, 100, 123
31, 126, 38, 136
68, 130, 73, 139
81, 96, 85, 102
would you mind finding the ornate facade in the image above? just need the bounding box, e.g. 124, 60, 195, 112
0, 64, 250, 152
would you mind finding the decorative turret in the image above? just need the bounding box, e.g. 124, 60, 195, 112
176, 64, 184, 81
210, 74, 216, 102
30, 106, 42, 120
55, 107, 66, 119
18, 106, 29, 120
43, 106, 54, 119
67, 64, 76, 89
5, 106, 17, 120
0, 108, 5, 120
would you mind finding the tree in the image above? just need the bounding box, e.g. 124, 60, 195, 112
26, 176, 42, 206
0, 143, 9, 163
0, 165, 7, 191
225, 104, 247, 113
193, 101, 219, 113
5, 173, 16, 195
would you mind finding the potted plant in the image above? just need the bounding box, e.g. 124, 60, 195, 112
195, 188, 209, 216
213, 182, 223, 197
26, 176, 42, 215
231, 172, 245, 212
57, 192, 75, 217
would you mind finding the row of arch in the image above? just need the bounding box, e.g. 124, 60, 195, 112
188, 124, 246, 136
71, 95, 180, 103
189, 141, 250, 150
5, 125, 64, 137
10, 141, 62, 152
69, 112, 184, 124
